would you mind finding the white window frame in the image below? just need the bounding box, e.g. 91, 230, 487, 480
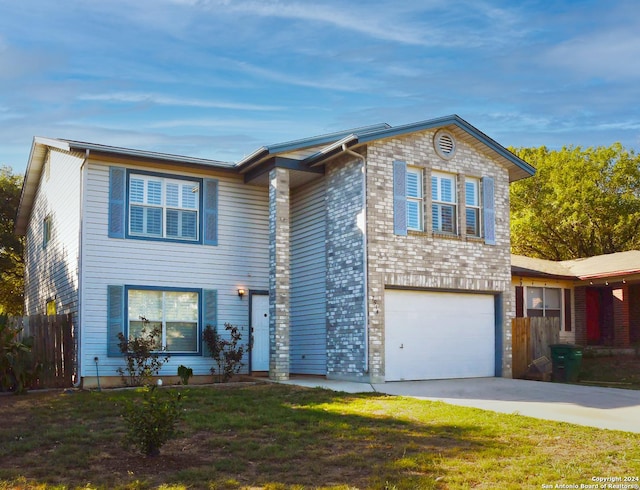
431, 172, 457, 234
465, 177, 482, 237
127, 288, 200, 354
128, 173, 200, 241
406, 167, 423, 231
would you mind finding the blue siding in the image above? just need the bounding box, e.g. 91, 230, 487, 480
290, 177, 327, 375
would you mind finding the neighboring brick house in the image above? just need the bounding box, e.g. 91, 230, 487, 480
15, 115, 534, 387
512, 252, 640, 349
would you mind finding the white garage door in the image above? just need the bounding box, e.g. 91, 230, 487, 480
384, 289, 496, 381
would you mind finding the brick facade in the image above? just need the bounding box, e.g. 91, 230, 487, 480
631, 285, 640, 345
613, 286, 631, 348
269, 167, 291, 381
574, 286, 587, 345
325, 154, 367, 380
365, 130, 514, 382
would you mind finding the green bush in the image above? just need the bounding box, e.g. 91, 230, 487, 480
122, 385, 183, 457
203, 323, 247, 383
116, 317, 170, 386
177, 364, 193, 385
0, 315, 41, 394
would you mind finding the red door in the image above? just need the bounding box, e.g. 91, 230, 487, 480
586, 288, 601, 343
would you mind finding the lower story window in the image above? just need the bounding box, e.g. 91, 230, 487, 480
526, 287, 561, 319
127, 288, 199, 353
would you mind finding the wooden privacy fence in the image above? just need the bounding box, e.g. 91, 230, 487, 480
512, 317, 560, 379
9, 314, 75, 389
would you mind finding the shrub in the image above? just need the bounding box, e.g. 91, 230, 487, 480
203, 323, 247, 383
116, 317, 170, 386
177, 364, 193, 385
122, 385, 183, 457
0, 315, 41, 394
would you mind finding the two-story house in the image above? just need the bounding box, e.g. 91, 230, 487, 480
15, 115, 535, 387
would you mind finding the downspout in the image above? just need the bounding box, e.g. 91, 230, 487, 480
73, 149, 89, 388
342, 145, 369, 377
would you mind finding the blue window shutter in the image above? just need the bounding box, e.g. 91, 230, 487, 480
203, 179, 218, 245
109, 167, 126, 239
203, 289, 217, 356
393, 160, 407, 236
483, 176, 496, 245
107, 285, 124, 357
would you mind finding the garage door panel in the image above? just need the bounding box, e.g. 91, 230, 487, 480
385, 290, 496, 381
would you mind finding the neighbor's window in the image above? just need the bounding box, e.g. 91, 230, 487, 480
406, 167, 423, 231
43, 215, 52, 248
465, 178, 481, 237
128, 174, 200, 241
46, 299, 57, 315
127, 288, 199, 353
432, 172, 457, 234
526, 287, 561, 319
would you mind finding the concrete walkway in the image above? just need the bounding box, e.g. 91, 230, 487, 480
277, 377, 640, 433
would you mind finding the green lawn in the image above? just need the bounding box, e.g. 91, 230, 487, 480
0, 383, 639, 489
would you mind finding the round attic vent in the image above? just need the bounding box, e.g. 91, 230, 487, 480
434, 130, 456, 160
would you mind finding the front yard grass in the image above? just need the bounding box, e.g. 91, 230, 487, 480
0, 383, 639, 489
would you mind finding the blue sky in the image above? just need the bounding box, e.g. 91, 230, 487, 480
1, 0, 639, 174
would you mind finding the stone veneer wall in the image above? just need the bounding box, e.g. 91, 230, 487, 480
268, 167, 290, 380
325, 153, 367, 380
365, 129, 514, 382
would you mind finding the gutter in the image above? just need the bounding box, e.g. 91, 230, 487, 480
73, 148, 89, 388
342, 144, 370, 377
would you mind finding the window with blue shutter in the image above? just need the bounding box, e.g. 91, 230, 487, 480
203, 179, 218, 246
107, 285, 124, 356
112, 169, 211, 244
202, 289, 217, 356
482, 177, 496, 245
393, 161, 408, 236
465, 178, 481, 237
126, 287, 201, 354
109, 167, 126, 239
432, 172, 457, 234
406, 168, 423, 231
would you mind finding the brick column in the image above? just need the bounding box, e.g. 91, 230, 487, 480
269, 167, 290, 380
613, 285, 631, 348
574, 286, 587, 345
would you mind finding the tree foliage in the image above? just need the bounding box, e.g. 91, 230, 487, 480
0, 166, 24, 315
510, 144, 640, 260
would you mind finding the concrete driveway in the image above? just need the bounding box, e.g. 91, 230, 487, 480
279, 377, 640, 433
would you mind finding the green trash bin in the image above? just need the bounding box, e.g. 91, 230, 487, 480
550, 344, 583, 383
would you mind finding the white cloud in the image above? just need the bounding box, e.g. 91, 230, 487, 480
544, 27, 640, 80
77, 92, 284, 111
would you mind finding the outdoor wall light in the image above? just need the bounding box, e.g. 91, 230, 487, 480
238, 288, 246, 299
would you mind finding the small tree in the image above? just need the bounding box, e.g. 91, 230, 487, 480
0, 315, 41, 394
122, 385, 183, 457
117, 317, 170, 386
203, 323, 247, 383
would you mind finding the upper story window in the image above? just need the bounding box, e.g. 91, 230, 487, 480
431, 172, 457, 234
406, 167, 423, 231
43, 215, 52, 248
526, 287, 561, 319
128, 173, 200, 242
465, 178, 481, 237
110, 167, 218, 245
